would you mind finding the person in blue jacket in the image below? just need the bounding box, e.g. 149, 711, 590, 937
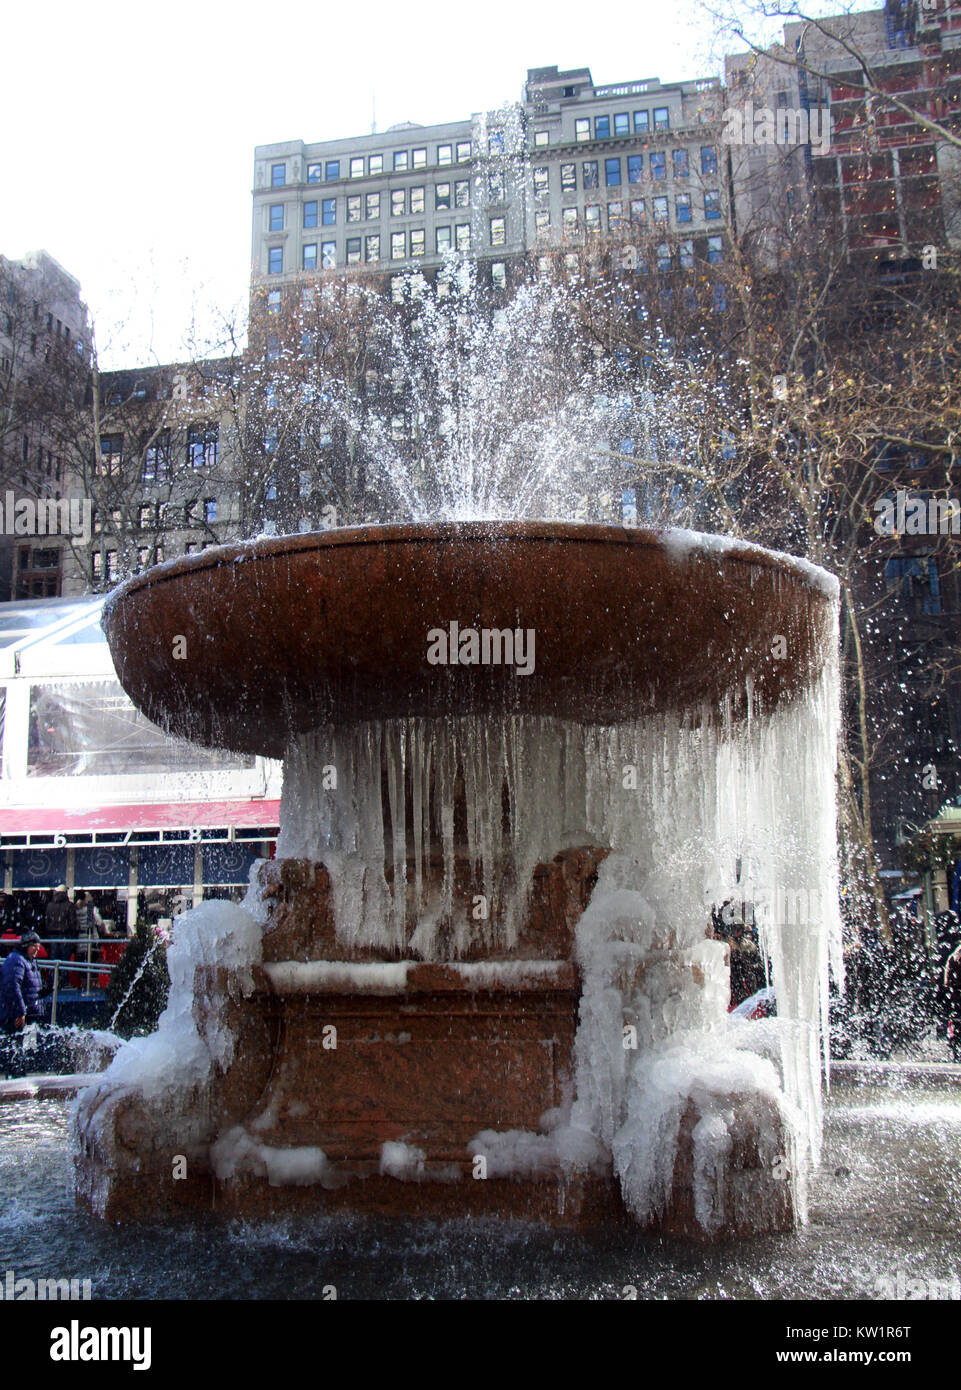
0, 933, 46, 1031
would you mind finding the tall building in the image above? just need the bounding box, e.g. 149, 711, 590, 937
0, 251, 91, 600
250, 65, 727, 304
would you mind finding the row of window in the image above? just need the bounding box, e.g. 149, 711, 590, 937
266, 148, 719, 234
97, 426, 219, 480
272, 141, 475, 187
550, 193, 722, 232
281, 222, 479, 273
268, 108, 681, 190
573, 108, 671, 141
551, 148, 717, 192
269, 180, 475, 232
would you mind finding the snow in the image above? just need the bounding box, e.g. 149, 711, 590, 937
210, 1125, 329, 1187
659, 527, 840, 598
380, 1141, 427, 1180
263, 961, 410, 993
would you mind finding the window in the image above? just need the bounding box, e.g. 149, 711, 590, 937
271, 163, 285, 186
713, 283, 727, 313
707, 235, 723, 264
562, 206, 578, 238
628, 155, 643, 184
630, 198, 645, 222
575, 118, 590, 141
679, 239, 694, 269
705, 190, 721, 220
456, 140, 471, 161
701, 146, 718, 176
435, 182, 451, 210
653, 107, 670, 131
656, 242, 671, 271
98, 434, 122, 475
347, 195, 361, 222
268, 247, 283, 274
653, 196, 668, 222
346, 237, 361, 264
366, 234, 380, 262
322, 198, 336, 225
595, 115, 611, 139
391, 189, 406, 217
650, 151, 666, 180
411, 228, 425, 256
269, 204, 284, 231
491, 262, 507, 290
350, 156, 364, 179
534, 209, 550, 233
304, 201, 318, 228
673, 149, 689, 179
455, 223, 471, 251
204, 499, 217, 523
533, 166, 549, 195
490, 216, 506, 246
438, 144, 452, 165
633, 110, 649, 133
391, 231, 407, 259
142, 432, 170, 483
613, 112, 630, 136
488, 131, 504, 154
885, 556, 941, 614
303, 243, 318, 270
391, 276, 405, 304
412, 147, 427, 168
583, 161, 599, 189
366, 192, 380, 220
676, 193, 692, 223
410, 186, 425, 214
608, 201, 622, 230
393, 150, 408, 171
534, 130, 549, 147
585, 204, 601, 235
325, 160, 340, 180
187, 423, 218, 469
560, 163, 576, 192
605, 157, 621, 187
322, 242, 336, 268
489, 171, 505, 202
268, 289, 281, 314
266, 335, 279, 362
454, 180, 470, 207
436, 225, 452, 254
307, 163, 322, 183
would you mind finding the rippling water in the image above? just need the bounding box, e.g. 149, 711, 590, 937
2, 1082, 959, 1300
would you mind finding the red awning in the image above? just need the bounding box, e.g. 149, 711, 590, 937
0, 800, 280, 836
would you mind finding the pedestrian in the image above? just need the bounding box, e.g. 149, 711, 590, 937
44, 884, 75, 955
73, 891, 102, 994
943, 942, 961, 1063
0, 932, 50, 1079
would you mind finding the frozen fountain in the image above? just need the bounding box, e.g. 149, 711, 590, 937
75, 519, 841, 1238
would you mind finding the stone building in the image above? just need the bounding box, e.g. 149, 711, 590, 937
0, 251, 91, 599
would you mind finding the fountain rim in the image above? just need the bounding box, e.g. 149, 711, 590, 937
103, 520, 839, 617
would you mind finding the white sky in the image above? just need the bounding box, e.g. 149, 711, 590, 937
2, 0, 807, 369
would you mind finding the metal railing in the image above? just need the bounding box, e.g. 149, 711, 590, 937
2, 935, 131, 1025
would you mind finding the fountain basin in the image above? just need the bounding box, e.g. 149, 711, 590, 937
103, 523, 832, 756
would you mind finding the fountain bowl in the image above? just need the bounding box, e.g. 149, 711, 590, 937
103, 522, 832, 757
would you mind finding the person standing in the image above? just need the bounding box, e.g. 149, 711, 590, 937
0, 932, 46, 1030
943, 942, 961, 1062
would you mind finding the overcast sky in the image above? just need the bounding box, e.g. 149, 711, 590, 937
2, 0, 824, 368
